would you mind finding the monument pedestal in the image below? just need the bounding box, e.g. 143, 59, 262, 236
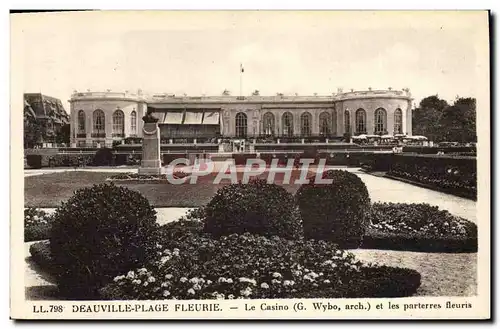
138, 117, 163, 176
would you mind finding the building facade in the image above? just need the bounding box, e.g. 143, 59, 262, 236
24, 93, 70, 148
69, 88, 413, 147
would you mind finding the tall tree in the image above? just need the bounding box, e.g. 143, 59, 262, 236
441, 97, 477, 142
55, 123, 71, 144
412, 95, 448, 141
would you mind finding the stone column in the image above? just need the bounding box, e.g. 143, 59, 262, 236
138, 113, 163, 175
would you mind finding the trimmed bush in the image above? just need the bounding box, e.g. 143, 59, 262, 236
26, 154, 42, 169
93, 148, 113, 166
24, 208, 52, 242
364, 202, 477, 252
204, 179, 303, 240
295, 170, 371, 248
99, 231, 421, 300
50, 183, 160, 299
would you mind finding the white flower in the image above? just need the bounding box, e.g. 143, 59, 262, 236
260, 283, 270, 289
272, 272, 282, 278
180, 277, 188, 283
228, 294, 235, 299
283, 280, 291, 286
148, 276, 156, 283
163, 290, 171, 297
323, 279, 331, 284
226, 278, 233, 284
143, 281, 149, 287
187, 288, 196, 295
193, 284, 202, 291
219, 277, 227, 283
126, 271, 135, 279
113, 275, 125, 282
133, 279, 141, 285
206, 280, 213, 285
160, 256, 171, 264
216, 294, 225, 300
189, 277, 199, 284
138, 268, 148, 274
165, 274, 173, 280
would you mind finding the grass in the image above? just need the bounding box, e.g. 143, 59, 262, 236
25, 170, 310, 208
350, 249, 477, 296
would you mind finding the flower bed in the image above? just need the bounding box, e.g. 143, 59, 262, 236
98, 226, 421, 300
364, 202, 477, 252
107, 171, 190, 183
24, 208, 53, 242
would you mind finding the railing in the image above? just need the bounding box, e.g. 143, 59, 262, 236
91, 133, 106, 138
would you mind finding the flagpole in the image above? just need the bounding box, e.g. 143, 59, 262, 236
239, 63, 243, 97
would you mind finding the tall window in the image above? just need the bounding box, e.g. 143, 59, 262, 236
263, 112, 275, 135
235, 112, 247, 138
93, 109, 105, 132
344, 110, 350, 134
78, 110, 85, 132
112, 110, 125, 136
394, 108, 403, 134
130, 111, 137, 135
374, 108, 387, 134
282, 112, 294, 137
300, 112, 312, 137
355, 109, 367, 134
319, 112, 331, 136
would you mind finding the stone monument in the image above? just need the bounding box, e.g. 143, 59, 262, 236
138, 109, 163, 175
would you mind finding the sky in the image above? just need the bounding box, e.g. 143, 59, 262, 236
11, 11, 489, 113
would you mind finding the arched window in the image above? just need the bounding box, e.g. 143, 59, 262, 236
78, 110, 85, 132
282, 112, 294, 137
374, 108, 387, 134
344, 110, 350, 134
394, 108, 403, 134
235, 112, 247, 138
355, 109, 367, 134
300, 112, 312, 137
263, 112, 275, 136
93, 109, 105, 132
319, 112, 331, 136
112, 110, 125, 136
130, 111, 137, 135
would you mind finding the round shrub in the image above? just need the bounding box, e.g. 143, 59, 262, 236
50, 183, 159, 299
295, 170, 371, 248
204, 179, 303, 240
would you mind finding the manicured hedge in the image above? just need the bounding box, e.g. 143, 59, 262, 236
26, 154, 42, 169
362, 227, 477, 253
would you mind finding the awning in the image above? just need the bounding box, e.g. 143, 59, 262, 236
184, 111, 203, 124
203, 111, 220, 125
163, 111, 184, 124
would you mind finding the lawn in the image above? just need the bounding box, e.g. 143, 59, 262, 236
24, 170, 308, 208
350, 249, 477, 296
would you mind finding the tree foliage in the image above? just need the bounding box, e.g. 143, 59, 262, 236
412, 95, 476, 142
